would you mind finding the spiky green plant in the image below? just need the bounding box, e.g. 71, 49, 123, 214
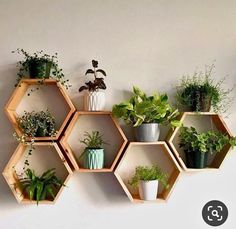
19, 168, 64, 205
80, 131, 108, 149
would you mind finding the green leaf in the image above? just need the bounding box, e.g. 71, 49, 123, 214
133, 86, 145, 98
40, 168, 56, 180
36, 181, 43, 204
46, 185, 55, 199
170, 120, 182, 127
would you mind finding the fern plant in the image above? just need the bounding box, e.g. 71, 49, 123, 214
175, 63, 234, 113
129, 165, 169, 188
18, 168, 64, 205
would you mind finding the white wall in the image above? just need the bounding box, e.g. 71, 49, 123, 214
0, 0, 236, 228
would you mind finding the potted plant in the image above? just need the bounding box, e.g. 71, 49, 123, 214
12, 49, 71, 89
112, 86, 181, 142
18, 168, 64, 205
80, 131, 108, 169
129, 165, 169, 201
175, 63, 234, 113
179, 126, 236, 168
17, 110, 57, 138
79, 60, 107, 111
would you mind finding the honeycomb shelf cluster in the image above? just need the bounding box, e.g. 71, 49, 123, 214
2, 80, 234, 204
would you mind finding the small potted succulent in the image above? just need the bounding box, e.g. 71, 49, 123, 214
18, 168, 64, 205
179, 126, 236, 168
80, 131, 108, 169
79, 60, 107, 111
12, 49, 70, 89
175, 63, 234, 113
112, 86, 181, 142
129, 165, 169, 201
17, 110, 56, 138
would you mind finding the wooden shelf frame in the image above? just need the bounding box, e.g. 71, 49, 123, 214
2, 142, 73, 204
114, 142, 182, 203
166, 112, 234, 172
5, 79, 76, 141
60, 111, 128, 172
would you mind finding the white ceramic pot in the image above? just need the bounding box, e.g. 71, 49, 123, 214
84, 91, 105, 111
139, 180, 159, 201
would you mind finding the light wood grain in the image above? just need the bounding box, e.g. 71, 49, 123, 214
114, 141, 182, 203
60, 111, 127, 172
2, 142, 72, 204
166, 112, 234, 172
4, 79, 75, 142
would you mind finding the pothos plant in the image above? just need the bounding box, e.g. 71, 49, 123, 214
12, 49, 71, 90
79, 60, 107, 92
112, 86, 181, 127
175, 63, 234, 113
179, 126, 236, 154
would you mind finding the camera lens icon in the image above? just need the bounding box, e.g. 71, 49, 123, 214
202, 200, 228, 226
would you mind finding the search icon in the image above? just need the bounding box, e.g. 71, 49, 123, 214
212, 210, 219, 218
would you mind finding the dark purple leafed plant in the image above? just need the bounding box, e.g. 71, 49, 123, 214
79, 60, 107, 92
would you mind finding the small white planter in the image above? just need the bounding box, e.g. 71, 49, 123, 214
139, 180, 159, 201
84, 91, 105, 111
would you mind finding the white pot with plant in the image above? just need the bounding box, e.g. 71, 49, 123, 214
129, 165, 169, 201
79, 60, 107, 111
112, 86, 181, 142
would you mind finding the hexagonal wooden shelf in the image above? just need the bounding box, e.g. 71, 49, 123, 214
114, 142, 182, 203
2, 142, 73, 204
60, 111, 128, 172
166, 112, 233, 172
5, 79, 76, 141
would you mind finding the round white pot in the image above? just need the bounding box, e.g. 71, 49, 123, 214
84, 91, 105, 111
139, 180, 159, 201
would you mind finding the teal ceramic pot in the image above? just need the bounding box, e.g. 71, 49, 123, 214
84, 148, 104, 169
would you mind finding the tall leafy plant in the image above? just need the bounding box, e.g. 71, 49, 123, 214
112, 86, 181, 127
